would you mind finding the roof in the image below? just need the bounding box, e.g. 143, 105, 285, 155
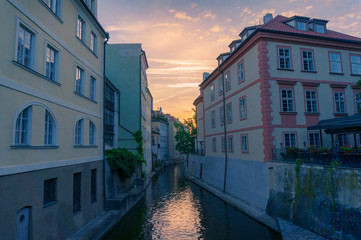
308, 115, 361, 134
193, 94, 203, 106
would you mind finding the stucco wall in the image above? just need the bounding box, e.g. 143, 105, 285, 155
189, 154, 269, 210
268, 162, 361, 240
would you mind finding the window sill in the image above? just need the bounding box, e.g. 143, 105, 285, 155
238, 80, 245, 85
73, 145, 98, 148
329, 72, 344, 75
241, 151, 249, 154
334, 113, 348, 117
76, 36, 98, 58
305, 112, 320, 116
351, 74, 361, 76
280, 112, 297, 115
38, 0, 63, 23
43, 201, 57, 208
12, 61, 61, 86
74, 91, 97, 103
301, 70, 317, 73
11, 145, 59, 149
277, 68, 294, 71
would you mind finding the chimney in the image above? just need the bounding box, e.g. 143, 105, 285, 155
159, 107, 162, 113
203, 72, 210, 81
263, 13, 273, 24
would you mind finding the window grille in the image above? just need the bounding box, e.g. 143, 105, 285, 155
73, 172, 81, 213
43, 178, 57, 206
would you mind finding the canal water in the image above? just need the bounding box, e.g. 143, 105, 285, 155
103, 163, 281, 240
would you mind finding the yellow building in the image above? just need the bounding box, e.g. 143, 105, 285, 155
0, 0, 106, 239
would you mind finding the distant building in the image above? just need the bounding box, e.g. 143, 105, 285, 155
167, 114, 183, 161
193, 92, 204, 155
194, 13, 361, 210
104, 77, 119, 149
0, 0, 107, 239
105, 44, 152, 173
152, 108, 169, 163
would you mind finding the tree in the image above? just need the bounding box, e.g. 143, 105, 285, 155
356, 77, 361, 114
183, 107, 197, 136
174, 121, 194, 161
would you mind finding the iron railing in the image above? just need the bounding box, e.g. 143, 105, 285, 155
272, 148, 361, 168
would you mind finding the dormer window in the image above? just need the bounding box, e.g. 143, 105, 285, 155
315, 24, 325, 33
297, 22, 307, 31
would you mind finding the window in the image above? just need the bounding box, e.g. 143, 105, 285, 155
329, 52, 342, 73
220, 106, 225, 125
212, 137, 217, 152
211, 111, 216, 128
301, 50, 314, 71
241, 135, 248, 153
76, 16, 85, 41
284, 132, 296, 147
239, 97, 246, 120
44, 0, 58, 15
43, 178, 57, 206
350, 54, 361, 75
225, 72, 231, 91
315, 24, 325, 33
228, 136, 233, 152
15, 107, 31, 145
91, 169, 97, 203
44, 111, 55, 145
17, 23, 35, 68
238, 61, 245, 83
45, 45, 58, 81
334, 92, 345, 113
90, 31, 97, 53
281, 89, 294, 112
297, 22, 307, 31
337, 134, 348, 147
278, 48, 291, 70
89, 76, 96, 101
75, 66, 84, 94
90, 0, 95, 12
308, 132, 320, 147
305, 90, 318, 113
355, 92, 361, 113
221, 137, 226, 152
226, 103, 232, 123
218, 78, 223, 95
89, 121, 95, 145
73, 172, 81, 213
210, 85, 215, 101
75, 119, 83, 145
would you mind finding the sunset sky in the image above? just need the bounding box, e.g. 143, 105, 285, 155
98, 0, 361, 121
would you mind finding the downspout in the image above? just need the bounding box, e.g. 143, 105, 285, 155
103, 32, 110, 209
218, 67, 228, 192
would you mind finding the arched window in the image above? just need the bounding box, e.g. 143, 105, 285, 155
44, 111, 55, 145
15, 107, 31, 145
89, 121, 95, 145
75, 119, 83, 145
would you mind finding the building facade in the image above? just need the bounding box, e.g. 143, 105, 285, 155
152, 109, 169, 163
105, 44, 153, 174
0, 0, 106, 239
194, 14, 361, 209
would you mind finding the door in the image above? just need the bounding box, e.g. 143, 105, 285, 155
16, 207, 30, 240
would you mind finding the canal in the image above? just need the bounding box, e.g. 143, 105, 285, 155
103, 163, 281, 240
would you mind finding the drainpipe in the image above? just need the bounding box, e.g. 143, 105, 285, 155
218, 67, 228, 192
103, 32, 110, 209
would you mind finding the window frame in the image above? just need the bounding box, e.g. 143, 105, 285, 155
329, 51, 343, 74
14, 106, 32, 146
227, 135, 234, 152
75, 65, 85, 95
44, 110, 56, 146
225, 71, 231, 92
304, 90, 318, 113
350, 53, 361, 76
212, 137, 217, 152
300, 48, 316, 72
41, 0, 63, 19
43, 178, 57, 207
277, 46, 292, 70
237, 59, 245, 83
90, 31, 97, 54
44, 41, 60, 82
239, 96, 247, 120
337, 134, 348, 147
74, 119, 84, 145
308, 131, 321, 147
15, 18, 38, 70
89, 121, 96, 145
221, 136, 226, 152
280, 88, 295, 112
333, 91, 346, 114
241, 134, 249, 153
76, 15, 86, 42
210, 84, 215, 101
211, 110, 216, 128
89, 75, 97, 101
220, 106, 225, 126
218, 78, 223, 96
226, 102, 232, 124
283, 132, 297, 147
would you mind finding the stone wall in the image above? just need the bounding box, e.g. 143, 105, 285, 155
268, 161, 361, 240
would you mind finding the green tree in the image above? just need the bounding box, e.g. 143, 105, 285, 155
183, 107, 197, 136
174, 121, 194, 161
356, 77, 361, 114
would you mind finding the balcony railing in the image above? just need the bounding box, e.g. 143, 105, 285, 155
272, 147, 361, 168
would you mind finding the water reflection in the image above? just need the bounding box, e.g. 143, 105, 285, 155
104, 163, 281, 240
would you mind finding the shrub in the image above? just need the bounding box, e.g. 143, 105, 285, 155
106, 148, 146, 178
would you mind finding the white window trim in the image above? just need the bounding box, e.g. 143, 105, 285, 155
334, 92, 345, 113
89, 120, 97, 145
44, 110, 58, 146
75, 64, 85, 95
89, 75, 97, 101
89, 30, 97, 55
14, 17, 38, 70
44, 40, 61, 83
278, 47, 291, 70
76, 14, 86, 42
305, 90, 318, 113
281, 89, 294, 112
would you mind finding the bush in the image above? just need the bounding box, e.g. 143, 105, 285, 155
106, 148, 146, 178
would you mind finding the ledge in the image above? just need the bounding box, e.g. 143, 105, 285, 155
351, 74, 361, 77
329, 72, 344, 75
11, 145, 59, 149
330, 84, 347, 89
334, 113, 348, 117
73, 145, 98, 148
43, 201, 57, 208
301, 82, 320, 87
304, 112, 320, 116
301, 70, 317, 73
280, 112, 297, 115
277, 80, 296, 85
12, 61, 61, 86
74, 91, 97, 103
277, 68, 294, 71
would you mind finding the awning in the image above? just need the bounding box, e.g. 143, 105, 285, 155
307, 115, 361, 134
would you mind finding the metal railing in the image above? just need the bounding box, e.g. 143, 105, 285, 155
272, 148, 361, 168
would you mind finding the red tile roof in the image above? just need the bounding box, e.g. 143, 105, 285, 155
260, 15, 361, 42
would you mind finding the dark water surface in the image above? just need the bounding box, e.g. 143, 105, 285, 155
103, 163, 281, 240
